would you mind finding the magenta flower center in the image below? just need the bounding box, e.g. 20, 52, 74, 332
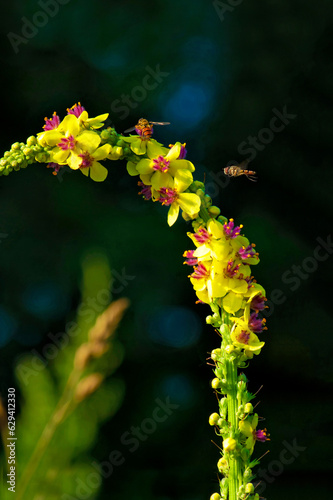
158, 187, 178, 206
43, 112, 60, 130
183, 250, 198, 266
249, 312, 266, 333
152, 156, 170, 172
58, 135, 76, 151
223, 219, 242, 239
236, 330, 250, 344
67, 103, 85, 117
138, 181, 152, 200
78, 152, 93, 169
255, 429, 268, 442
194, 227, 210, 244
224, 260, 240, 278
190, 263, 209, 280
238, 244, 257, 260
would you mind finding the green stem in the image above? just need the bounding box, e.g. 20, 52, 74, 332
199, 204, 211, 223
15, 370, 80, 500
226, 358, 240, 500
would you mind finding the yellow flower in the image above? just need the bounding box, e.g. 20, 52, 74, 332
230, 318, 264, 354
67, 132, 111, 182
136, 142, 195, 191
158, 180, 201, 226
239, 414, 269, 454
123, 135, 167, 156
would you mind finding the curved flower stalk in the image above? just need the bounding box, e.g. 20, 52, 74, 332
0, 104, 269, 500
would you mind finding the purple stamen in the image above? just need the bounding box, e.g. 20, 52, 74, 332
194, 227, 210, 244
57, 135, 76, 151
237, 330, 250, 344
67, 103, 85, 117
223, 219, 242, 239
190, 263, 209, 280
43, 112, 60, 130
249, 312, 266, 333
238, 244, 258, 260
158, 187, 178, 206
183, 250, 198, 266
138, 181, 152, 200
152, 156, 170, 172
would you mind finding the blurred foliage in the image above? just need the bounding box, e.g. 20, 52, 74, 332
0, 255, 128, 499
0, 0, 333, 499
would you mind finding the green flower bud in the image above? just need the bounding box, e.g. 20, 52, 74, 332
220, 324, 229, 337
211, 378, 221, 389
208, 205, 221, 217
237, 405, 244, 415
208, 412, 220, 426
113, 146, 123, 156
116, 139, 125, 147
223, 437, 236, 452
100, 129, 110, 140
243, 467, 253, 481
225, 345, 234, 354
26, 136, 37, 146
206, 315, 214, 325
245, 483, 255, 494
217, 215, 228, 224
196, 188, 205, 198
23, 147, 32, 156
211, 348, 222, 361
191, 180, 205, 191
11, 142, 20, 150
35, 152, 49, 163
204, 194, 212, 207
244, 403, 253, 413
210, 493, 221, 500
217, 457, 228, 473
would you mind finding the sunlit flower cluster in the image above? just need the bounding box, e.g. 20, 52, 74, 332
184, 218, 267, 356
36, 103, 122, 182
126, 141, 201, 226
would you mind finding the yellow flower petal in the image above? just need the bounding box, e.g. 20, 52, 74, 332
89, 162, 108, 182
167, 203, 180, 226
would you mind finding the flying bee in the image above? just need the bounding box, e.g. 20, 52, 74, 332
224, 159, 257, 182
124, 118, 170, 140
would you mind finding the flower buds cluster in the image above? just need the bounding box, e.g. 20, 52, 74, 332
0, 137, 45, 176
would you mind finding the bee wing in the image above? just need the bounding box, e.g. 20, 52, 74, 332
226, 159, 239, 167
149, 121, 170, 126
239, 159, 251, 169
124, 125, 137, 133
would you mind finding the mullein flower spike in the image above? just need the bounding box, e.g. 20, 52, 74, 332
0, 104, 269, 500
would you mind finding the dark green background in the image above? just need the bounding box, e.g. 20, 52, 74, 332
1, 0, 333, 498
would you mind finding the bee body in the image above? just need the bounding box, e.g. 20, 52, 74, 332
124, 118, 170, 140
223, 160, 257, 182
